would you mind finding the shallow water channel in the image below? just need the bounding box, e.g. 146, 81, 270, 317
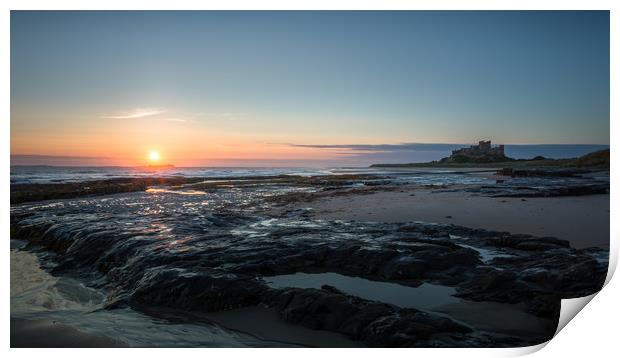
264, 272, 459, 310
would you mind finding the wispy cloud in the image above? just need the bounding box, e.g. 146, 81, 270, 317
281, 142, 466, 153
103, 108, 166, 119
276, 142, 468, 164
160, 117, 187, 123
197, 112, 245, 119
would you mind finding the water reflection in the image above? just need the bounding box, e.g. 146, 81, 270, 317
264, 272, 459, 310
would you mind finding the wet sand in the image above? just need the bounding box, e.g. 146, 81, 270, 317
206, 305, 365, 347
307, 188, 609, 249
11, 319, 127, 348
206, 300, 554, 346
431, 301, 555, 338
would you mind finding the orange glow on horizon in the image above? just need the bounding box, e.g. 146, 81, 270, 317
10, 114, 382, 166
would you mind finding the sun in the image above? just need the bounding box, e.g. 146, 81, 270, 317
149, 151, 160, 162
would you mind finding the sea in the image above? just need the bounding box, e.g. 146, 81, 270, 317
10, 144, 608, 184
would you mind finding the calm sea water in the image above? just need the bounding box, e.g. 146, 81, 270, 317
10, 166, 501, 187
9, 167, 337, 184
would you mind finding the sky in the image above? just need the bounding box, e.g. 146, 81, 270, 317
10, 11, 610, 166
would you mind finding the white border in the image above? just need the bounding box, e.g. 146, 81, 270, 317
2, 1, 616, 358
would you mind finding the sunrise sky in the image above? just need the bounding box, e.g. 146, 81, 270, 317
11, 11, 609, 166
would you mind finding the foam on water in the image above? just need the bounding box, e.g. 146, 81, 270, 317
10, 248, 271, 347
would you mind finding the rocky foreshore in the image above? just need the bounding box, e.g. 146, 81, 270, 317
10, 174, 387, 205
10, 169, 609, 347
11, 204, 607, 347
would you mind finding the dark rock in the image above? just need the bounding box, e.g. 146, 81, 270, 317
124, 268, 265, 312
268, 287, 475, 347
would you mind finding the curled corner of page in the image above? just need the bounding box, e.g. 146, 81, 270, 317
554, 293, 597, 336
510, 293, 599, 356
510, 293, 600, 357
543, 236, 615, 349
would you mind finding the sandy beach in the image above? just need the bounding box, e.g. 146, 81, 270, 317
303, 186, 609, 249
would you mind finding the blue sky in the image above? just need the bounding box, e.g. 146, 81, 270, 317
10, 11, 610, 166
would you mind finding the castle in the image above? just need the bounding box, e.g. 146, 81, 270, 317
442, 140, 507, 162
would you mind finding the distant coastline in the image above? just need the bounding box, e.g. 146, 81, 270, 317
370, 148, 610, 169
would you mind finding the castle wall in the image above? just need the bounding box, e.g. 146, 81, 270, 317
449, 141, 505, 159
